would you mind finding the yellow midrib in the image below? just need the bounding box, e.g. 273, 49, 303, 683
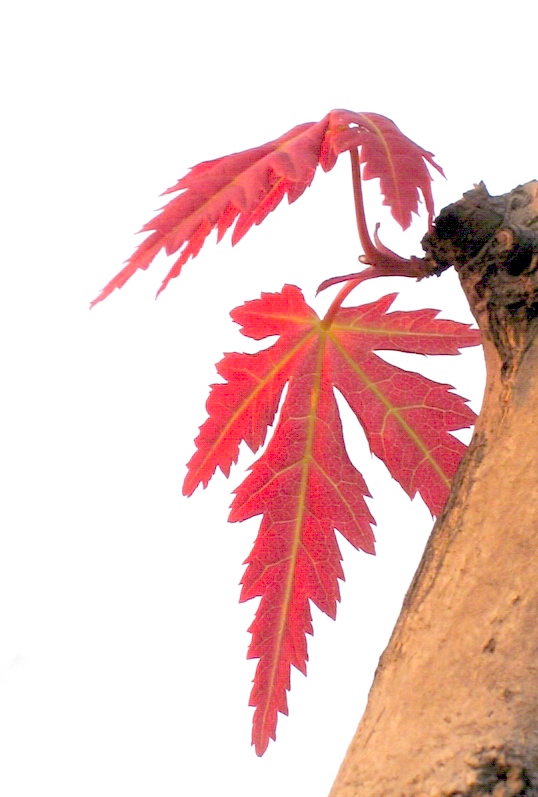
258, 328, 327, 733
331, 317, 456, 343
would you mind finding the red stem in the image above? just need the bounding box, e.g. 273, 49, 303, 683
350, 148, 377, 260
322, 269, 376, 327
319, 146, 432, 312
321, 150, 381, 324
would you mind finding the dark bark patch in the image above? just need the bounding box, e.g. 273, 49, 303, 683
422, 182, 538, 376
460, 749, 535, 797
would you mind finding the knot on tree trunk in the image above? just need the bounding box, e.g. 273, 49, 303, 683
460, 747, 533, 797
423, 181, 538, 376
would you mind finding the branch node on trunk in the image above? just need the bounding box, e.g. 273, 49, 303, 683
423, 181, 538, 377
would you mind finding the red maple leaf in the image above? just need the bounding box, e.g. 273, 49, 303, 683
184, 284, 480, 755
91, 111, 442, 307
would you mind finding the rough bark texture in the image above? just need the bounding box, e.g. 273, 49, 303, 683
329, 181, 538, 797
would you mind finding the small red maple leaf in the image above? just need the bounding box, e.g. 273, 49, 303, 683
91, 111, 443, 307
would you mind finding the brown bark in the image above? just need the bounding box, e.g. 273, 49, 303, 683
329, 181, 538, 797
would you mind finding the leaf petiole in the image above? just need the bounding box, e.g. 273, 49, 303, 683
317, 149, 434, 299
322, 271, 375, 326
350, 148, 378, 262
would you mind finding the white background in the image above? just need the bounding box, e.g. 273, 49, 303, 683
1, 2, 536, 794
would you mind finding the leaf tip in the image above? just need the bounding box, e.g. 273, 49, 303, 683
253, 734, 271, 757
89, 286, 112, 309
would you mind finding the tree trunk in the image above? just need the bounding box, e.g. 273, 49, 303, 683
329, 181, 538, 797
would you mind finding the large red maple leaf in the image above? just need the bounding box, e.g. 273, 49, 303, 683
91, 111, 442, 306
184, 284, 480, 755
